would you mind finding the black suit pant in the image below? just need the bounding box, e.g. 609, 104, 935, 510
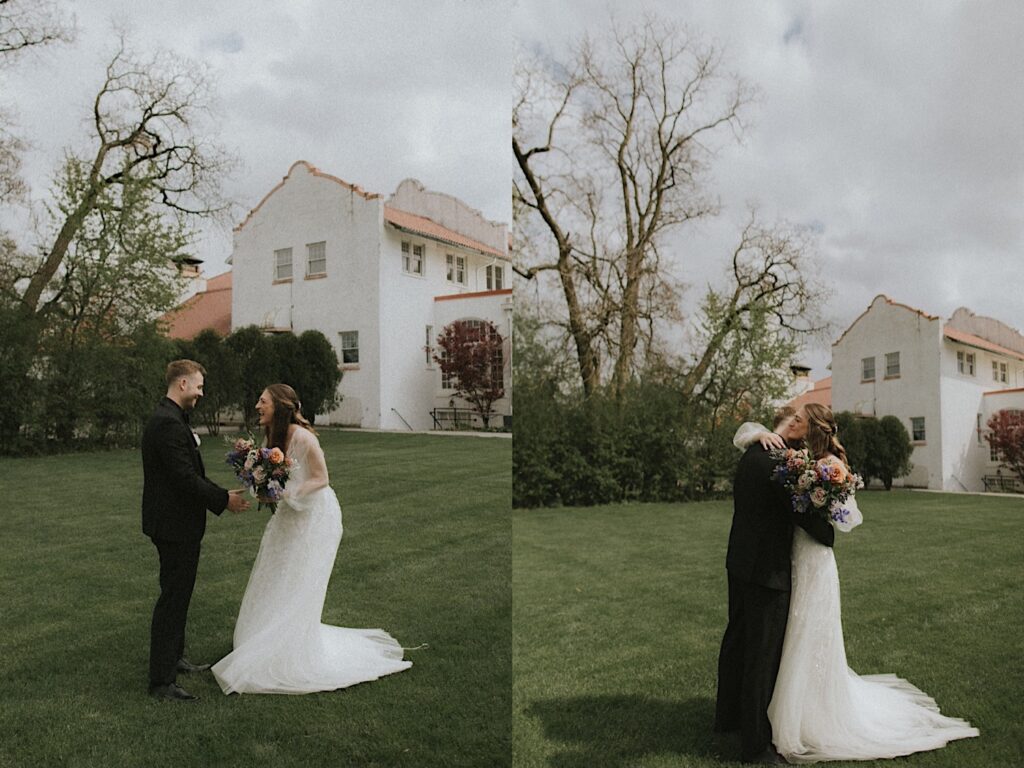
714, 575, 790, 760
149, 538, 202, 687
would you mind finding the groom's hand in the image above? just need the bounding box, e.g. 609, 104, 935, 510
227, 489, 251, 514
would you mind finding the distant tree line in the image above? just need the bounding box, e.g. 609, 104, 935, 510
1, 325, 341, 456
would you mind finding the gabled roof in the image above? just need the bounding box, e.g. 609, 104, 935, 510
385, 206, 507, 260
944, 327, 1024, 362
161, 272, 232, 340
234, 161, 381, 233
833, 294, 940, 347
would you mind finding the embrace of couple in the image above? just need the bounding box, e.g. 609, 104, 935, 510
141, 359, 412, 701
715, 402, 979, 764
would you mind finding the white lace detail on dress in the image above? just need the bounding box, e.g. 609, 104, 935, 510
211, 427, 412, 694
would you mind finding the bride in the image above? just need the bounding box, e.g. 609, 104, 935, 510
212, 383, 413, 694
734, 403, 978, 762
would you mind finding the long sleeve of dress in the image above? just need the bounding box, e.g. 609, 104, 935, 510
283, 428, 331, 512
733, 421, 771, 450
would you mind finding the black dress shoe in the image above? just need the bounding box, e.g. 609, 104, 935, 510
743, 748, 788, 764
176, 658, 212, 673
149, 683, 199, 701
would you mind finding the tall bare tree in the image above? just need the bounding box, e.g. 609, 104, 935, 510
14, 36, 233, 316
514, 16, 754, 396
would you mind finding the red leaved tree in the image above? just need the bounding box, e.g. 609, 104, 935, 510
434, 320, 505, 428
986, 409, 1024, 484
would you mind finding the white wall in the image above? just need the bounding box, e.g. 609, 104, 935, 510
832, 296, 943, 488
231, 161, 384, 428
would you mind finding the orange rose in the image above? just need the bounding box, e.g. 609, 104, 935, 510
827, 461, 846, 484
268, 447, 285, 465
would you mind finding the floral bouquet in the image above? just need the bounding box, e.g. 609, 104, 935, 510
225, 435, 296, 510
770, 447, 864, 526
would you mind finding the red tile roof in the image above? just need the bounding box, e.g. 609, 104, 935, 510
983, 387, 1024, 396
788, 376, 832, 409
943, 327, 1024, 362
434, 288, 513, 302
385, 206, 506, 259
161, 272, 232, 340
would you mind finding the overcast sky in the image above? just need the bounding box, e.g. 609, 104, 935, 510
514, 0, 1024, 377
5, 2, 1022, 379
3, 0, 510, 280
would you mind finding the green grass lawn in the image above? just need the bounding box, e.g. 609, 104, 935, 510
0, 429, 511, 768
513, 491, 1024, 768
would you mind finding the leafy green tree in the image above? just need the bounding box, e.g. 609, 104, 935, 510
226, 326, 275, 431
294, 330, 342, 423
178, 329, 242, 436
875, 415, 914, 490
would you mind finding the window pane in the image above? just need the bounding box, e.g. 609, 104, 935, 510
340, 331, 359, 364
275, 248, 293, 280
885, 352, 900, 377
306, 242, 326, 275
911, 417, 925, 441
861, 357, 875, 380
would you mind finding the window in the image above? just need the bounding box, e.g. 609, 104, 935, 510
439, 320, 502, 391
340, 331, 359, 364
446, 253, 466, 284
486, 264, 504, 290
885, 351, 900, 378
861, 357, 875, 381
402, 241, 424, 276
274, 248, 293, 280
957, 350, 977, 374
998, 362, 1008, 383
990, 441, 1000, 462
306, 241, 326, 276
440, 345, 454, 389
492, 339, 504, 390
977, 414, 983, 445
425, 325, 434, 366
910, 417, 926, 442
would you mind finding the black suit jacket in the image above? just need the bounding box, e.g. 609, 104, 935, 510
726, 443, 835, 591
141, 398, 229, 542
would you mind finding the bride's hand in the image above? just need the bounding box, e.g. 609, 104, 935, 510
759, 431, 786, 451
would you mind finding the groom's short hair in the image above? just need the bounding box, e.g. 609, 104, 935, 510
772, 405, 796, 429
165, 359, 207, 388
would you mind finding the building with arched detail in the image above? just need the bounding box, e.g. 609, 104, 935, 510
786, 294, 1024, 492
166, 161, 512, 431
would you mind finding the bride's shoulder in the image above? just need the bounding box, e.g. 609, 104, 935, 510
287, 424, 320, 447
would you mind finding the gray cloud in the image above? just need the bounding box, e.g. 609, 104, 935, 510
514, 0, 1024, 376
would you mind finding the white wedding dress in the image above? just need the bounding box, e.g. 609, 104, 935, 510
735, 423, 980, 762
212, 426, 412, 694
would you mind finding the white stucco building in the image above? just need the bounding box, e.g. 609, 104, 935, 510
831, 295, 1024, 491
230, 161, 512, 431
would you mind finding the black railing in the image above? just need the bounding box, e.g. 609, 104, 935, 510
430, 407, 482, 431
983, 474, 1022, 493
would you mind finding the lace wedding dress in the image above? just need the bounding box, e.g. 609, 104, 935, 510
212, 426, 412, 694
735, 423, 980, 762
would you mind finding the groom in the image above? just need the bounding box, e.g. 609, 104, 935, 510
714, 406, 835, 763
142, 359, 250, 701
